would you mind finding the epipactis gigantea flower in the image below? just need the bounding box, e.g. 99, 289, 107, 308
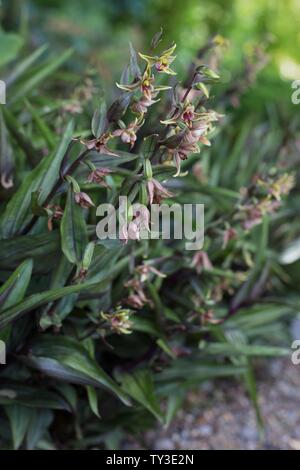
147, 178, 174, 204
119, 206, 151, 243
81, 133, 119, 156
191, 251, 213, 274
101, 308, 133, 335
139, 43, 177, 75
86, 168, 112, 188
46, 204, 64, 231
74, 191, 95, 209
258, 173, 295, 201
113, 119, 142, 148
131, 91, 159, 115
124, 278, 150, 309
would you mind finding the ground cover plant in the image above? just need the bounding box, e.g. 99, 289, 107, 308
0, 22, 299, 450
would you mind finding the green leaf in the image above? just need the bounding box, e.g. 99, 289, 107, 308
60, 186, 88, 265
30, 191, 49, 217
0, 120, 74, 238
165, 392, 185, 428
9, 49, 73, 104
5, 44, 48, 87
25, 99, 56, 150
0, 109, 14, 189
91, 98, 107, 138
0, 277, 107, 330
156, 338, 176, 359
202, 341, 289, 357
157, 361, 246, 384
26, 335, 131, 406
121, 369, 164, 423
89, 150, 138, 167
87, 386, 100, 419
0, 32, 23, 67
129, 42, 141, 78
39, 254, 74, 329
5, 405, 32, 449
26, 410, 53, 450
0, 259, 33, 310
0, 384, 71, 411
0, 259, 33, 343
0, 230, 60, 272
1, 107, 40, 167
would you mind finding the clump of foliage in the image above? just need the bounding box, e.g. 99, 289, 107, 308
0, 30, 298, 450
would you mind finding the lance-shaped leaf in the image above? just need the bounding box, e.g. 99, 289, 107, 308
0, 278, 107, 330
24, 335, 131, 406
0, 259, 33, 311
107, 93, 131, 123
0, 230, 60, 272
30, 191, 50, 217
151, 28, 163, 49
91, 97, 107, 138
0, 120, 74, 238
202, 342, 289, 357
39, 254, 74, 330
0, 259, 33, 343
25, 99, 56, 150
129, 42, 141, 79
5, 44, 48, 87
120, 369, 164, 423
9, 49, 73, 104
5, 405, 33, 450
2, 107, 40, 167
0, 109, 14, 189
0, 384, 71, 410
60, 186, 88, 265
26, 410, 53, 450
0, 31, 23, 67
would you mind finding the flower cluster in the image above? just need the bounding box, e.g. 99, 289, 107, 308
116, 45, 175, 120
119, 206, 151, 243
124, 262, 164, 309
161, 102, 220, 175
101, 307, 133, 335
238, 173, 295, 230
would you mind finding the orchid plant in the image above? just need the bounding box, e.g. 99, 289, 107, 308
0, 30, 297, 450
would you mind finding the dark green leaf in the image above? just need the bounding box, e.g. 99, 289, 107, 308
60, 186, 88, 265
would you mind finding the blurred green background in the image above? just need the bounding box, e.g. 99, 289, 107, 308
1, 0, 300, 114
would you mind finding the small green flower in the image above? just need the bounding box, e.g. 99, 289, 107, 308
139, 43, 177, 75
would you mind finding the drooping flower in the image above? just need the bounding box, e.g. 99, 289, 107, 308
119, 206, 151, 243
81, 133, 118, 156
86, 168, 112, 188
124, 279, 151, 309
135, 263, 166, 282
74, 191, 95, 209
222, 226, 237, 249
168, 140, 200, 176
113, 119, 141, 148
187, 120, 211, 144
46, 204, 64, 231
147, 178, 174, 204
191, 251, 213, 274
131, 92, 159, 115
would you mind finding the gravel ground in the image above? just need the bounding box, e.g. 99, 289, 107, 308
125, 358, 300, 450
